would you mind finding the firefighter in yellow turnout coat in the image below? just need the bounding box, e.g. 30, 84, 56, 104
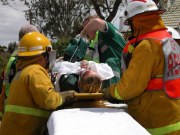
0, 24, 39, 119
0, 32, 76, 135
104, 0, 180, 135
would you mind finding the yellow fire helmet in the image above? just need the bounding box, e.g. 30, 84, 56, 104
18, 32, 51, 56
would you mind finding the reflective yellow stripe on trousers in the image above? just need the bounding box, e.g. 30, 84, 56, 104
147, 121, 180, 135
5, 105, 50, 118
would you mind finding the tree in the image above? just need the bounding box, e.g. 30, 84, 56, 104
0, 45, 10, 79
90, 0, 168, 22
0, 45, 7, 52
90, 0, 125, 22
1, 0, 126, 36
24, 0, 91, 39
52, 37, 71, 57
8, 41, 17, 54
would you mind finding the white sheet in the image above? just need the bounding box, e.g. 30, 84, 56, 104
47, 107, 150, 135
53, 61, 114, 91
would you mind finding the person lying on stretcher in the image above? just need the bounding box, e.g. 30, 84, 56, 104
52, 59, 114, 93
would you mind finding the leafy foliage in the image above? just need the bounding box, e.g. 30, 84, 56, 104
52, 37, 71, 58
25, 0, 91, 39
0, 45, 10, 76
91, 0, 125, 22
0, 45, 7, 52
23, 0, 92, 58
8, 41, 17, 54
0, 0, 162, 62
0, 42, 16, 80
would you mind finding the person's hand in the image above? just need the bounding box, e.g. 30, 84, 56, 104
56, 57, 64, 62
59, 90, 77, 107
80, 18, 106, 40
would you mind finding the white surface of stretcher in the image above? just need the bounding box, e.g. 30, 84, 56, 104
47, 106, 150, 135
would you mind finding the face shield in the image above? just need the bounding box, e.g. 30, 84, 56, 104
43, 45, 57, 70
48, 50, 57, 71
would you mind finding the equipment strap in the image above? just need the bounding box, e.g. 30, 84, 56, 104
123, 29, 171, 53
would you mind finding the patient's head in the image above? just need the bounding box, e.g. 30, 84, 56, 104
78, 70, 102, 93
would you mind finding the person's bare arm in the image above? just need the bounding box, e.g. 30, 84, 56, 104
80, 18, 107, 40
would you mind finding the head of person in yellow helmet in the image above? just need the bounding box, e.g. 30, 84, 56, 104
18, 32, 51, 57
17, 32, 56, 70
11, 24, 39, 57
18, 24, 39, 41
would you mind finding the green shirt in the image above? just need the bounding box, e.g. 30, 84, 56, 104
98, 22, 126, 63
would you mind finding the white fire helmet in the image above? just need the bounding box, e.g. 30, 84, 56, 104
124, 0, 165, 25
166, 26, 180, 39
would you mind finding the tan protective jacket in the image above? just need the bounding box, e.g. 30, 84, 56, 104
0, 64, 62, 135
108, 13, 180, 134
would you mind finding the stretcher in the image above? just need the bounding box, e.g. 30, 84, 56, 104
47, 93, 150, 135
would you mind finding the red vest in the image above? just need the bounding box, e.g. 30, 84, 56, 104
123, 30, 180, 99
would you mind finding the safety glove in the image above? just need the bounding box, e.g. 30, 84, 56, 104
103, 89, 124, 104
59, 90, 77, 108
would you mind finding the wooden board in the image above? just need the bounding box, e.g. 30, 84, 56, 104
74, 93, 104, 100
